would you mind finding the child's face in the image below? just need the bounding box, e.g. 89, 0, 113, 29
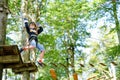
30, 24, 35, 28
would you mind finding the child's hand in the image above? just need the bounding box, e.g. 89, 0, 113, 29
30, 29, 35, 32
30, 30, 38, 34
24, 18, 28, 23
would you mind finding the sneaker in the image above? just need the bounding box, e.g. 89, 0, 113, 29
19, 47, 27, 53
37, 60, 43, 67
19, 48, 24, 53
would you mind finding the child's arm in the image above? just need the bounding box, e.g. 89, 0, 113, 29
36, 22, 43, 34
24, 18, 30, 33
38, 26, 43, 34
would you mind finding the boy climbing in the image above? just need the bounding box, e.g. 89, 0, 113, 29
20, 18, 45, 66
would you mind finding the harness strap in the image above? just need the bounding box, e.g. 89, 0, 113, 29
31, 34, 37, 37
29, 36, 38, 47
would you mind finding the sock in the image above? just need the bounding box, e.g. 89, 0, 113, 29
39, 59, 42, 63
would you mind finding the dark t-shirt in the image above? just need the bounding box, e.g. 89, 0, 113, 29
25, 22, 43, 42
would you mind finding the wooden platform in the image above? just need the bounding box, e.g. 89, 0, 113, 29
12, 62, 38, 74
0, 45, 38, 74
0, 45, 22, 64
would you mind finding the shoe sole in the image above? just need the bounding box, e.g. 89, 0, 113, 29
37, 61, 43, 67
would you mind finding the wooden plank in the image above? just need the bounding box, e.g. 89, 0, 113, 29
14, 70, 37, 74
13, 66, 37, 73
0, 45, 20, 55
4, 63, 23, 68
0, 55, 20, 63
13, 62, 36, 69
0, 45, 23, 67
12, 62, 38, 74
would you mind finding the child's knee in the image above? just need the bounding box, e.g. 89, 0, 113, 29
37, 44, 45, 51
41, 50, 45, 53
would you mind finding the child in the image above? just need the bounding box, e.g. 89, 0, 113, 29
20, 18, 45, 66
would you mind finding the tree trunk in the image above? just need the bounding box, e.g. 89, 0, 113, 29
66, 57, 70, 80
112, 0, 120, 44
22, 72, 30, 80
66, 30, 76, 80
30, 50, 36, 80
21, 0, 30, 80
0, 0, 8, 80
71, 45, 75, 73
111, 0, 119, 80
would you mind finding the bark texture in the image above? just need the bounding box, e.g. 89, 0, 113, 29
0, 0, 8, 79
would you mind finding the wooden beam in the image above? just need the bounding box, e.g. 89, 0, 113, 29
12, 62, 38, 74
4, 63, 23, 68
0, 55, 20, 63
13, 67, 37, 73
0, 45, 20, 55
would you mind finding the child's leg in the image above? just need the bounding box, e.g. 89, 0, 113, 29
36, 43, 45, 62
39, 50, 45, 60
20, 40, 36, 53
23, 45, 35, 50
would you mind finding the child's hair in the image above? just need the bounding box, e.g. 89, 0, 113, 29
29, 22, 38, 30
